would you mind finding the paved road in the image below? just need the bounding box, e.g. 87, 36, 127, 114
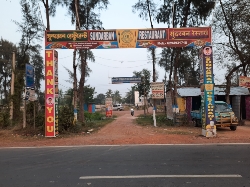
0, 144, 250, 187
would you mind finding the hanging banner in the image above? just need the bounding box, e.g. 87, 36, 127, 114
151, 82, 164, 99
111, 77, 141, 84
45, 27, 211, 49
239, 76, 250, 88
45, 50, 56, 137
25, 64, 34, 87
23, 87, 36, 101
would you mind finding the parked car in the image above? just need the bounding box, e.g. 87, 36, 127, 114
191, 101, 238, 130
113, 104, 124, 111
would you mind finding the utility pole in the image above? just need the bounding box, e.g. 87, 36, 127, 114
23, 99, 26, 128
10, 51, 15, 124
142, 76, 146, 116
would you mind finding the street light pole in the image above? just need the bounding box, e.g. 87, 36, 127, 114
142, 76, 146, 116
10, 51, 15, 123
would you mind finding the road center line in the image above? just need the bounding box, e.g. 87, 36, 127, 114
79, 174, 242, 179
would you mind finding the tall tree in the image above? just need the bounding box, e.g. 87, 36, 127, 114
83, 85, 96, 103
13, 0, 44, 123
133, 69, 151, 114
105, 89, 113, 98
132, 0, 157, 107
94, 93, 105, 104
49, 0, 109, 123
34, 0, 109, 123
112, 90, 122, 104
157, 0, 215, 104
133, 0, 215, 105
124, 86, 136, 105
0, 39, 16, 105
213, 0, 250, 104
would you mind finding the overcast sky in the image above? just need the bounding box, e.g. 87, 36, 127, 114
1, 0, 224, 97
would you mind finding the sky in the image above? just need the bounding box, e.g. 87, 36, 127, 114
1, 0, 225, 97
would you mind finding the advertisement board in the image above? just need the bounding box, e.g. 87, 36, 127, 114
151, 82, 164, 99
25, 64, 34, 87
105, 98, 113, 117
45, 27, 211, 49
239, 76, 250, 88
202, 46, 215, 137
45, 50, 56, 137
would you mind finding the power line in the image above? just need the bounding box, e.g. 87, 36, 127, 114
57, 58, 150, 69
94, 56, 148, 62
58, 54, 150, 63
58, 83, 71, 90
94, 62, 149, 68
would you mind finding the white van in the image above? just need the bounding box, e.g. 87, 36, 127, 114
113, 104, 124, 111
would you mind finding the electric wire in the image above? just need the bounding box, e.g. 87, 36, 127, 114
58, 54, 151, 62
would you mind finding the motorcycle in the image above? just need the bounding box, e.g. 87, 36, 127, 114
131, 108, 134, 116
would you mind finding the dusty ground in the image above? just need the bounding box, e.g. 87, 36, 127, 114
0, 108, 250, 147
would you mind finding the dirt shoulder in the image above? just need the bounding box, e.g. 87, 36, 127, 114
0, 109, 250, 147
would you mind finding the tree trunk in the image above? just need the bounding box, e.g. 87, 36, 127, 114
173, 49, 181, 105
173, 0, 191, 106
73, 49, 77, 113
151, 49, 157, 108
146, 0, 153, 29
225, 75, 231, 104
42, 0, 50, 30
78, 49, 87, 123
243, 64, 247, 76
146, 0, 156, 109
168, 49, 175, 105
4, 74, 8, 104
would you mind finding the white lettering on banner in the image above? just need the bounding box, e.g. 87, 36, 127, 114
138, 30, 166, 40
90, 32, 115, 41
167, 41, 188, 45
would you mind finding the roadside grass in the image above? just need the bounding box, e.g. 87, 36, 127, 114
135, 113, 198, 135
69, 115, 116, 134
2, 112, 116, 139
136, 114, 174, 127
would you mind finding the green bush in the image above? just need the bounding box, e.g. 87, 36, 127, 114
37, 109, 111, 134
35, 110, 45, 131
84, 111, 106, 122
0, 109, 10, 128
59, 106, 74, 132
69, 122, 83, 133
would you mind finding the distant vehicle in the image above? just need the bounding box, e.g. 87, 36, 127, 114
191, 101, 238, 131
113, 104, 124, 111
131, 108, 134, 116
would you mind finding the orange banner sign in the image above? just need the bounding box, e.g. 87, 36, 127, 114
45, 27, 212, 49
239, 76, 250, 88
45, 50, 55, 137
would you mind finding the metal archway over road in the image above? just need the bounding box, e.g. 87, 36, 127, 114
44, 27, 215, 137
